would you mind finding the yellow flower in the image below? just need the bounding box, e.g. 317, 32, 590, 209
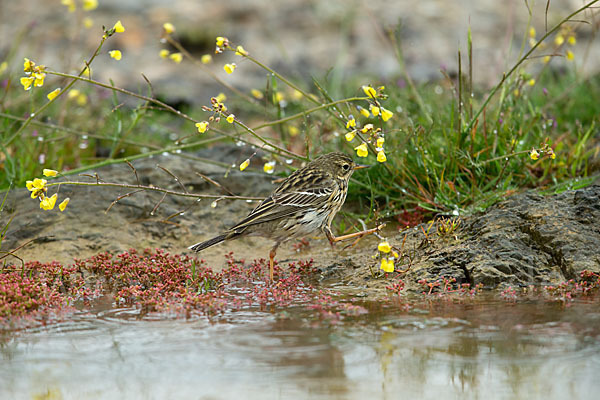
82, 0, 98, 11
568, 36, 576, 45
33, 72, 46, 87
555, 35, 564, 46
43, 169, 58, 177
292, 90, 303, 100
345, 131, 356, 142
23, 58, 34, 73
61, 0, 75, 12
159, 49, 170, 59
358, 106, 370, 118
82, 66, 91, 77
370, 104, 380, 116
26, 178, 47, 198
109, 50, 122, 60
224, 63, 236, 74
78, 94, 88, 106
251, 89, 264, 99
543, 55, 551, 64
235, 45, 248, 56
376, 137, 385, 148
360, 124, 374, 133
40, 193, 58, 211
59, 197, 70, 212
566, 50, 574, 61
201, 54, 212, 64
83, 17, 93, 29
215, 93, 227, 103
289, 125, 299, 136
377, 150, 387, 163
513, 89, 520, 97
274, 92, 285, 103
528, 78, 535, 86
46, 88, 60, 100
346, 118, 356, 129
550, 151, 556, 160
169, 53, 183, 63
263, 161, 276, 174
530, 149, 540, 160
163, 22, 175, 34
195, 121, 209, 133
380, 258, 395, 273
378, 241, 391, 253
20, 76, 34, 91
362, 85, 377, 98
68, 89, 80, 99
355, 143, 368, 157
216, 36, 228, 47
239, 159, 250, 171
529, 27, 536, 38
113, 20, 125, 33
381, 107, 393, 122
226, 114, 235, 123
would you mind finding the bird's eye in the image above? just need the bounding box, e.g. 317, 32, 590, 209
342, 163, 351, 171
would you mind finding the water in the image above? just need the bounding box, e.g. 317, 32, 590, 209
1, 296, 599, 399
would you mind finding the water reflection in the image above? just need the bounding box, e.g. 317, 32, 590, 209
1, 297, 599, 399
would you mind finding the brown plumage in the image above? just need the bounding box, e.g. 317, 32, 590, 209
189, 152, 368, 280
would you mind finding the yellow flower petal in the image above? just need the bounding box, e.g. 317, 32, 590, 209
83, 17, 93, 29
566, 50, 574, 61
113, 20, 125, 33
43, 169, 58, 177
224, 63, 236, 74
201, 54, 212, 64
239, 159, 249, 171
59, 197, 70, 212
376, 137, 385, 148
377, 150, 387, 163
362, 85, 377, 98
26, 180, 35, 190
40, 193, 58, 211
216, 36, 228, 47
23, 58, 34, 73
358, 106, 370, 118
543, 55, 551, 64
82, 0, 98, 11
195, 121, 209, 133
20, 76, 34, 90
169, 53, 183, 63
226, 114, 235, 123
528, 78, 535, 86
61, 0, 75, 12
289, 126, 299, 137
381, 107, 393, 122
370, 105, 380, 116
378, 241, 391, 253
346, 118, 356, 129
215, 93, 227, 103
530, 149, 540, 160
568, 36, 576, 45
355, 143, 368, 157
345, 131, 356, 142
360, 124, 374, 133
380, 258, 395, 273
251, 89, 264, 99
163, 22, 175, 34
529, 27, 536, 38
554, 35, 564, 46
159, 49, 170, 59
263, 162, 275, 174
109, 50, 122, 60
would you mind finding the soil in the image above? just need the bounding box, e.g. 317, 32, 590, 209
3, 146, 599, 298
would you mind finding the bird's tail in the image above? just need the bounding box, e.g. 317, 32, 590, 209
188, 233, 228, 252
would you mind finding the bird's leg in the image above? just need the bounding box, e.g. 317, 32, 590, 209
325, 223, 386, 246
269, 243, 279, 282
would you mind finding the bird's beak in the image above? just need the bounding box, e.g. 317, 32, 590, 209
353, 164, 370, 170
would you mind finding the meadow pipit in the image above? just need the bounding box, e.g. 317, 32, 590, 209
189, 152, 381, 280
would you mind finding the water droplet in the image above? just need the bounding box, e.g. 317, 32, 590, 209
30, 113, 35, 117
285, 159, 293, 164
175, 149, 182, 154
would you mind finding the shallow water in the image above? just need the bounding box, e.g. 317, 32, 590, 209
1, 296, 599, 400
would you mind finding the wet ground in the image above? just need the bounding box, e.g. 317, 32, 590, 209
2, 293, 599, 399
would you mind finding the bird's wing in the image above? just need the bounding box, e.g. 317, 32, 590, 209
229, 178, 335, 231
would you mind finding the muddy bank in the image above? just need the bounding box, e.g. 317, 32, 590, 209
2, 148, 599, 293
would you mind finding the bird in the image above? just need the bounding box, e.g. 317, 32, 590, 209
188, 152, 381, 281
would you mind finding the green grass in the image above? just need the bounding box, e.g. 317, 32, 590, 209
1, 2, 599, 226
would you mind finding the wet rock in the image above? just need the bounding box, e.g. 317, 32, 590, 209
400, 185, 600, 289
